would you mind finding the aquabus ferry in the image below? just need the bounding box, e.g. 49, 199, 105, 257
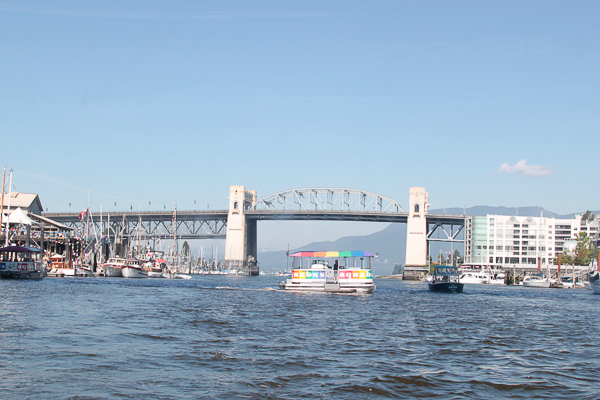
278, 251, 376, 293
0, 245, 46, 280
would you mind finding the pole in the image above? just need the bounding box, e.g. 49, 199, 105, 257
5, 169, 13, 246
0, 167, 5, 240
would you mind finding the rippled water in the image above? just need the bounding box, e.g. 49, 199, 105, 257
0, 276, 599, 399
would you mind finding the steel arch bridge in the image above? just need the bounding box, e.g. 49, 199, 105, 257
251, 188, 405, 213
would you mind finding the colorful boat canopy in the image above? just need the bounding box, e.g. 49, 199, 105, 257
290, 251, 374, 258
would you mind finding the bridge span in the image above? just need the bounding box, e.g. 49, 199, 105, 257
44, 187, 466, 276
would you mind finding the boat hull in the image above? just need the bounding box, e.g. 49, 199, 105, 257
122, 267, 148, 278
523, 280, 551, 288
459, 273, 489, 284
278, 279, 375, 293
590, 280, 600, 294
98, 266, 122, 277
428, 282, 464, 293
0, 269, 46, 280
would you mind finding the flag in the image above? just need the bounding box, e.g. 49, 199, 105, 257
78, 209, 88, 219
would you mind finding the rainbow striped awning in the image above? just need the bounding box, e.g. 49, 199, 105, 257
290, 251, 374, 258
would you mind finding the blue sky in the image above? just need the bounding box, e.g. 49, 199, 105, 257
1, 1, 599, 250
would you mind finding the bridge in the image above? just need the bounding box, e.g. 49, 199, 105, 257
44, 186, 466, 275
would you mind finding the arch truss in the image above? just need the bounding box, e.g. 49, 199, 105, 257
252, 188, 405, 213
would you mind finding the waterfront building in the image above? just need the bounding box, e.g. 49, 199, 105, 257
464, 214, 599, 269
1, 192, 43, 215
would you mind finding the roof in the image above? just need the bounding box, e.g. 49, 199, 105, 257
1, 192, 43, 214
28, 213, 73, 231
290, 251, 374, 258
0, 245, 42, 253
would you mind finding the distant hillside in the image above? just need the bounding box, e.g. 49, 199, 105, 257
256, 205, 600, 276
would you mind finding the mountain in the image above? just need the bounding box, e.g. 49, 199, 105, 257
256, 205, 598, 276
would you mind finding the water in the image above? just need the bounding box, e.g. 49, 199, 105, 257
1, 276, 599, 399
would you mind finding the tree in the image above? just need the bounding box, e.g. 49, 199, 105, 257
555, 232, 595, 266
582, 210, 595, 223
573, 232, 594, 266
182, 241, 190, 256
452, 249, 463, 266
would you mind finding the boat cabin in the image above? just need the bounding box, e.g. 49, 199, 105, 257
279, 251, 376, 293
0, 245, 45, 279
292, 251, 373, 271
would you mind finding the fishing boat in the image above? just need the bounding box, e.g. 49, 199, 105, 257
277, 251, 376, 293
0, 245, 46, 280
428, 265, 464, 293
97, 257, 127, 277
144, 261, 164, 278
121, 259, 148, 278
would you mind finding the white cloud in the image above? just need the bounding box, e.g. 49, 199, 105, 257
497, 159, 552, 178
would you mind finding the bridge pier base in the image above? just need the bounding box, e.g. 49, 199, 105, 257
224, 186, 258, 275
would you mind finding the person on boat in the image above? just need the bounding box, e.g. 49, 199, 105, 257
333, 260, 339, 270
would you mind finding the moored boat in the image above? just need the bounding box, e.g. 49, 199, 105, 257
122, 259, 148, 278
522, 274, 552, 288
589, 271, 600, 294
0, 245, 46, 280
459, 271, 489, 284
278, 251, 376, 293
428, 265, 464, 293
97, 257, 128, 277
144, 261, 163, 278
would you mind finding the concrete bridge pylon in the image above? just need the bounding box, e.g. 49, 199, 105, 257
224, 186, 258, 274
404, 187, 429, 269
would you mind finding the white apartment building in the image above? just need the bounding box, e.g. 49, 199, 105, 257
464, 214, 599, 268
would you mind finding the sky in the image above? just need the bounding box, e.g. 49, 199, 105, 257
1, 1, 599, 250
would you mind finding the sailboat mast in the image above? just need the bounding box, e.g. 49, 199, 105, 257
5, 169, 13, 246
0, 167, 5, 239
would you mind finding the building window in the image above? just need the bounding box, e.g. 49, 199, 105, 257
414, 204, 419, 213
233, 202, 239, 210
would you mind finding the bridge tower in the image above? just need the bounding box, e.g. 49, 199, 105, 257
404, 187, 429, 278
224, 186, 258, 274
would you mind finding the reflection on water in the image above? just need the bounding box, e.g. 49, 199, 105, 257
0, 276, 598, 399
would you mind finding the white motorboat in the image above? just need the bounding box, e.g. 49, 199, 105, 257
522, 275, 552, 288
163, 270, 191, 279
459, 272, 490, 284
144, 262, 163, 278
122, 259, 148, 278
278, 251, 376, 293
489, 271, 506, 285
0, 245, 46, 280
97, 257, 127, 277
